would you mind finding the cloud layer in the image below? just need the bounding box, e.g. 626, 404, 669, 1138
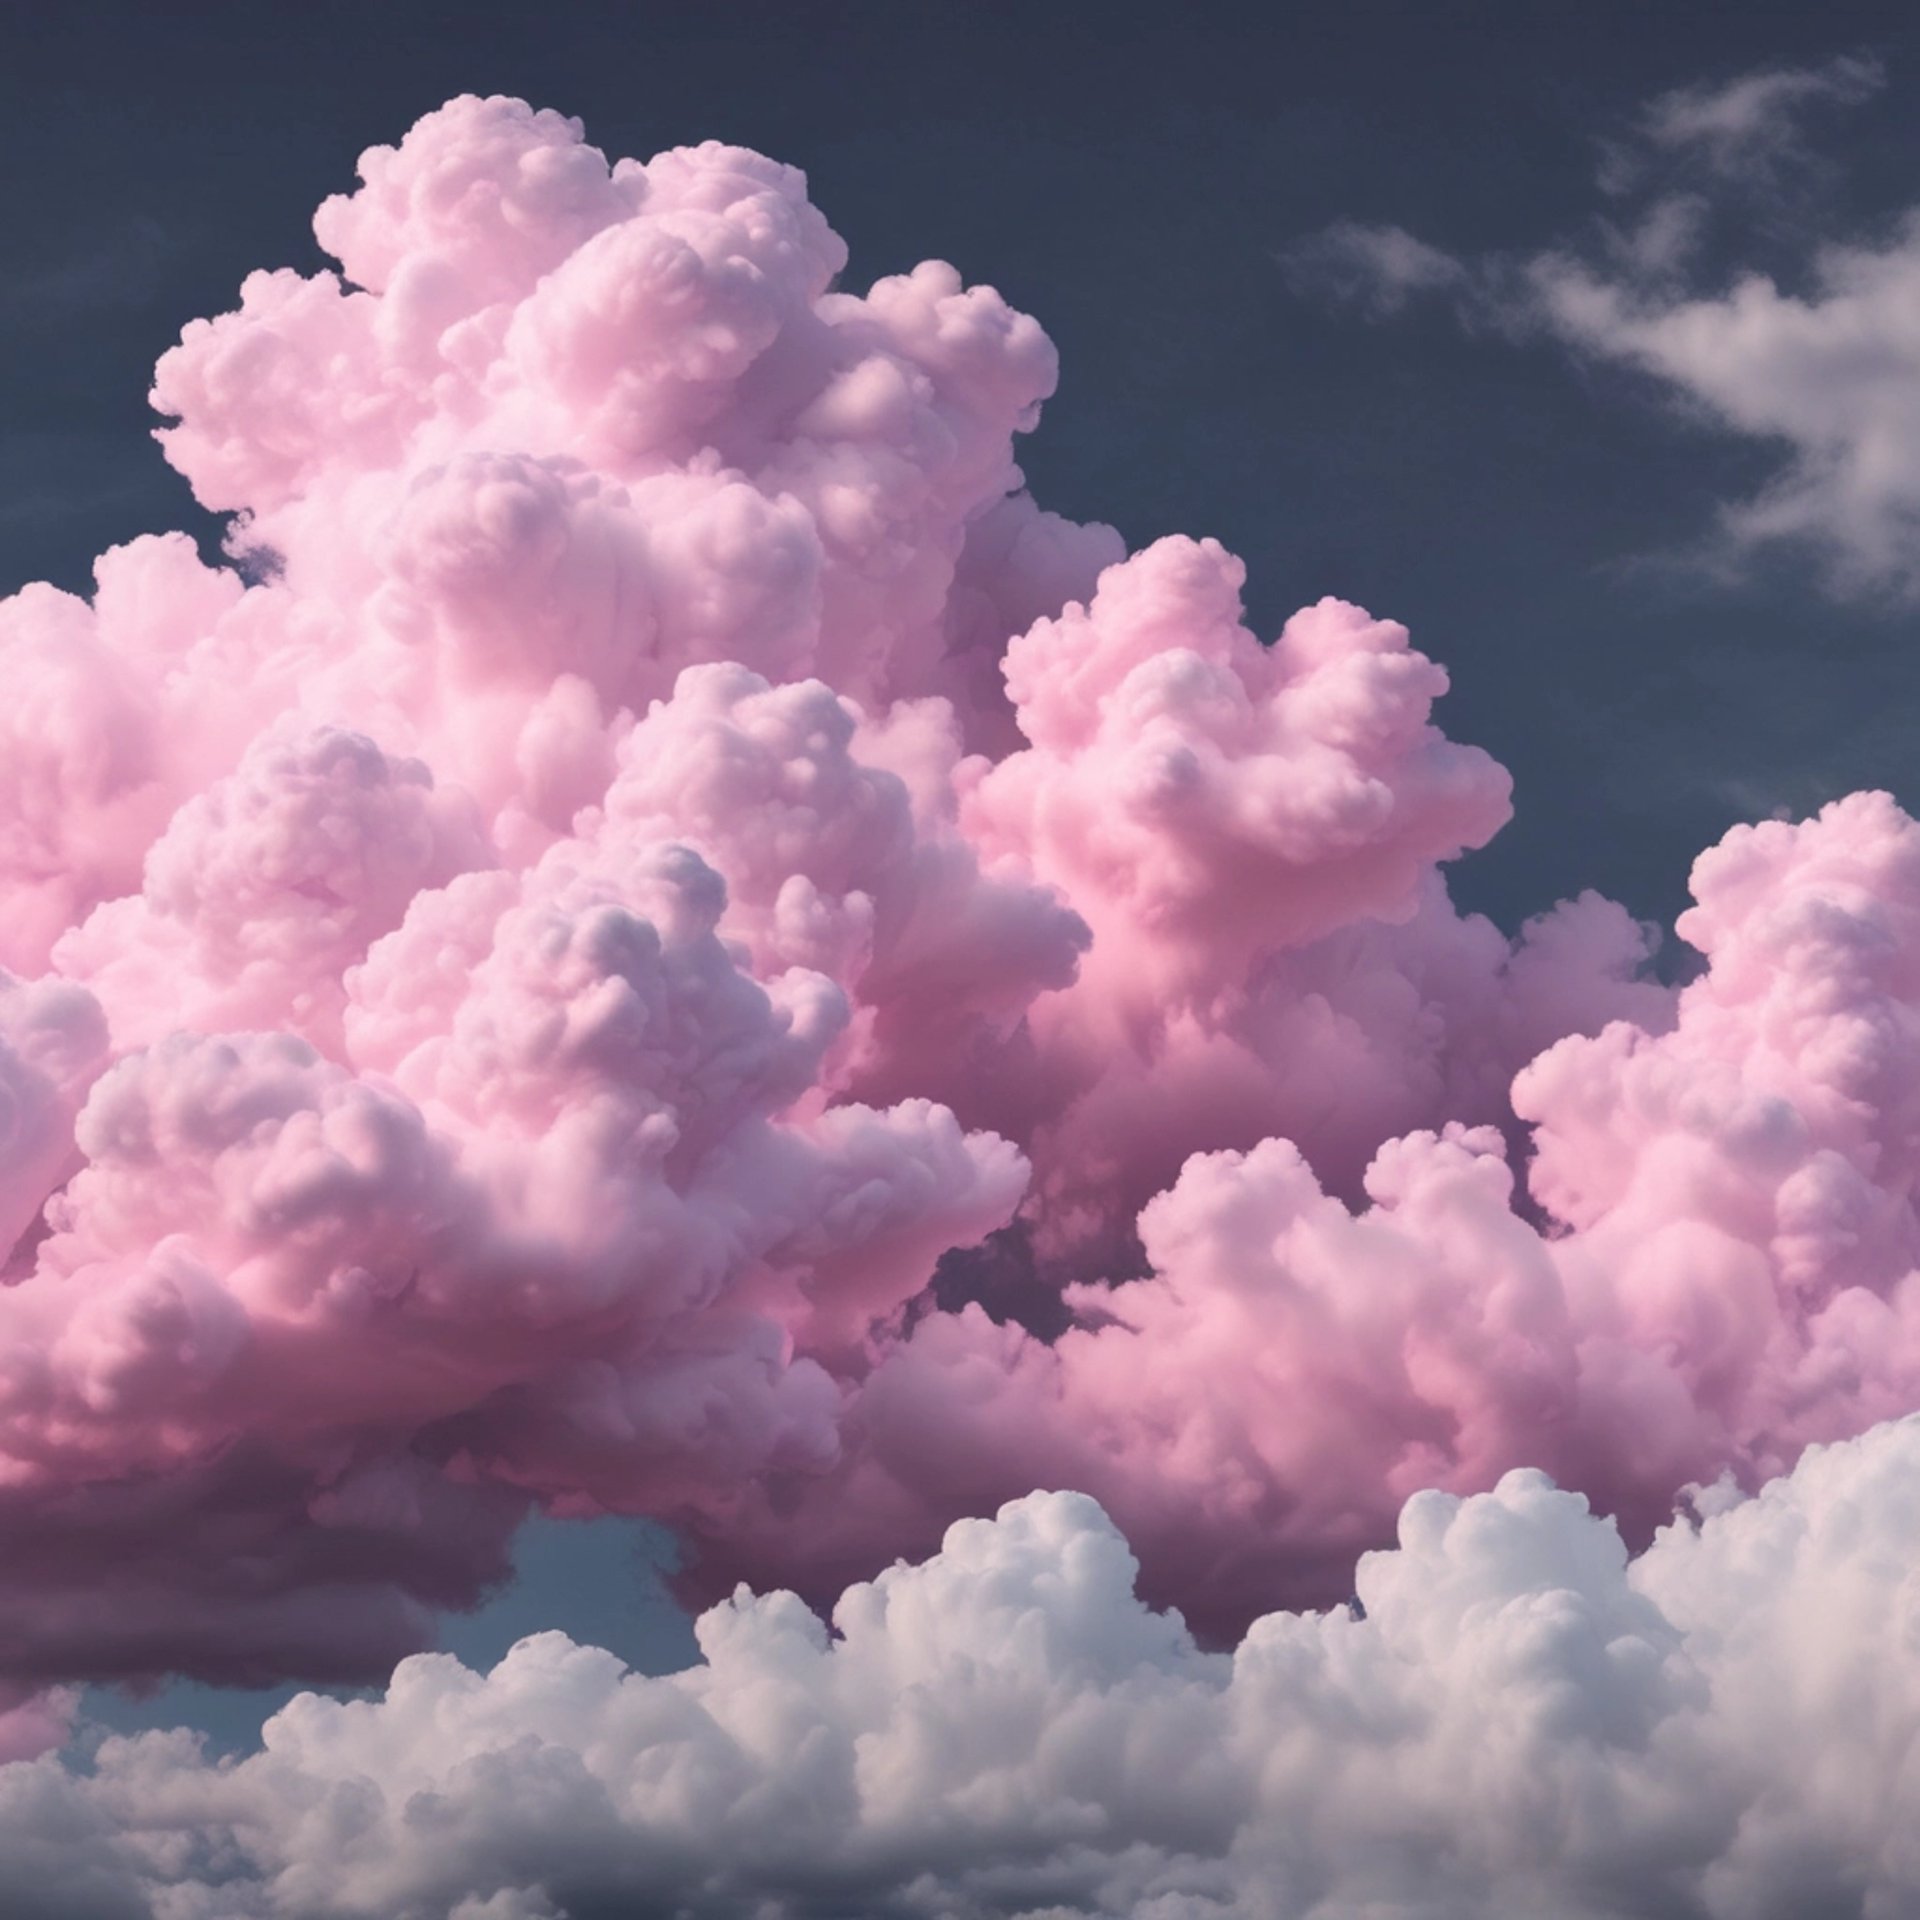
10, 1414, 1920, 1918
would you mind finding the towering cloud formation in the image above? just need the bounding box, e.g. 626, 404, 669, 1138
3, 92, 1918, 1787
10, 1417, 1920, 1917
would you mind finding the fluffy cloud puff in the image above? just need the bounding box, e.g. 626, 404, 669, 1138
10, 1414, 1920, 1919
0, 838, 1024, 1688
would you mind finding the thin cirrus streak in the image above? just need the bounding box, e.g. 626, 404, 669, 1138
0, 88, 1915, 1807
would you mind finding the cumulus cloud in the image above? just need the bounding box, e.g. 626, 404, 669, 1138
679, 788, 1920, 1632
8, 1415, 1920, 1918
0, 99, 1079, 1688
1289, 54, 1920, 596
8, 77, 1920, 1919
0, 91, 1707, 1701
13, 81, 1920, 1822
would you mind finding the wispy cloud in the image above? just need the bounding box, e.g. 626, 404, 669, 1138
1285, 53, 1920, 599
1607, 50, 1885, 191
1282, 219, 1471, 318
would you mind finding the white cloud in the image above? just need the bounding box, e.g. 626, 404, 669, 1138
1291, 55, 1920, 598
8, 1415, 1920, 1918
1528, 211, 1920, 592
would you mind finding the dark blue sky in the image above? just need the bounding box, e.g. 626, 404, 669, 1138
9, 0, 1920, 1735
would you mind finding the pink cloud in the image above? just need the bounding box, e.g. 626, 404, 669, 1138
1, 92, 1910, 1707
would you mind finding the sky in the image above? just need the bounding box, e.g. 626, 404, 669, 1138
7, 3, 1920, 1913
